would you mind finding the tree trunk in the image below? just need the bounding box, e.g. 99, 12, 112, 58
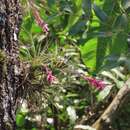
0, 0, 22, 130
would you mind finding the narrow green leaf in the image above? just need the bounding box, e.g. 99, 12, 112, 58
16, 114, 25, 127
110, 32, 127, 55
96, 37, 111, 71
97, 85, 113, 101
93, 3, 108, 22
63, 0, 83, 33
82, 0, 92, 18
113, 13, 128, 30
23, 16, 34, 32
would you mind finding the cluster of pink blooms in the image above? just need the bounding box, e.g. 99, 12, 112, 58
32, 10, 49, 33
44, 65, 105, 90
83, 76, 106, 90
45, 66, 56, 84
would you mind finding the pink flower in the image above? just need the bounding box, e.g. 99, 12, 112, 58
43, 23, 49, 32
32, 10, 49, 33
45, 66, 56, 84
83, 76, 106, 90
46, 70, 56, 84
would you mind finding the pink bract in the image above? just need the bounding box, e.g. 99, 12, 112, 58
45, 66, 56, 84
84, 76, 106, 90
33, 10, 49, 33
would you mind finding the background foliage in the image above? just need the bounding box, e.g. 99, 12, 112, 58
17, 0, 130, 130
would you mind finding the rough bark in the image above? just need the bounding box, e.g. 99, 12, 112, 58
0, 0, 22, 130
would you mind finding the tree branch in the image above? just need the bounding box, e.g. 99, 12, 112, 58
75, 78, 130, 130
92, 78, 130, 130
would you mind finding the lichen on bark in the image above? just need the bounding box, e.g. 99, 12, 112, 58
0, 0, 22, 130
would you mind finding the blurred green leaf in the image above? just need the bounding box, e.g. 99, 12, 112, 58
80, 38, 97, 71
93, 3, 108, 23
97, 84, 112, 101
16, 114, 25, 127
113, 13, 128, 30
122, 0, 130, 10
23, 16, 34, 32
63, 0, 83, 34
31, 23, 42, 33
82, 0, 92, 18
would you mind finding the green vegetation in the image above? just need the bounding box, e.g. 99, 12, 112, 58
17, 0, 130, 130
